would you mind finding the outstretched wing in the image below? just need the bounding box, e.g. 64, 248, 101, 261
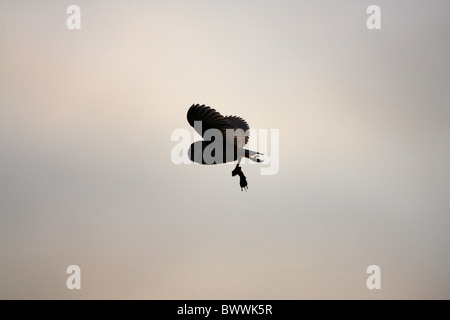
187, 104, 250, 147
224, 115, 250, 148
187, 104, 233, 136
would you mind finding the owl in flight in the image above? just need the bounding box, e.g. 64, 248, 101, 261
187, 104, 263, 191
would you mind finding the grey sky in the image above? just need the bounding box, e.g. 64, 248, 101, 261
0, 0, 449, 299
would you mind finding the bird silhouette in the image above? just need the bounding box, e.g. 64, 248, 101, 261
187, 104, 263, 191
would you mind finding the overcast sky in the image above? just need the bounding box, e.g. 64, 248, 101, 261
0, 0, 449, 299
